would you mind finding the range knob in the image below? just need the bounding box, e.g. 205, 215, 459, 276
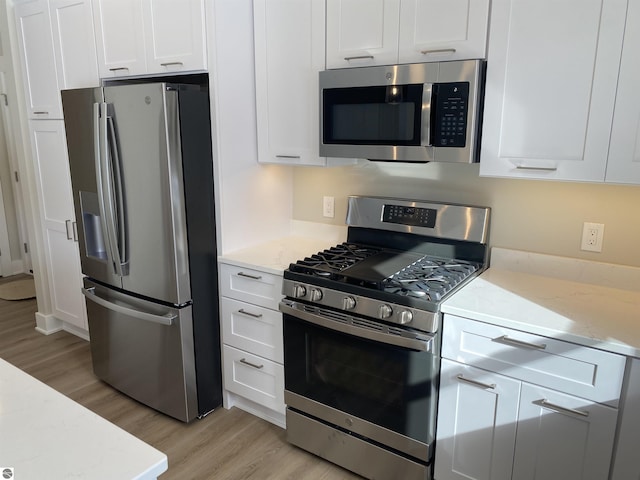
292, 285, 307, 298
342, 296, 356, 310
399, 310, 414, 324
378, 304, 393, 319
309, 288, 323, 301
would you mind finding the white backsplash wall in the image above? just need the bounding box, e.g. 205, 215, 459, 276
292, 161, 640, 267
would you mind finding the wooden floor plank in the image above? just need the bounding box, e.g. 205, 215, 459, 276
0, 278, 362, 479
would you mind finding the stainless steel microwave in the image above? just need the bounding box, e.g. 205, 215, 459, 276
319, 60, 485, 163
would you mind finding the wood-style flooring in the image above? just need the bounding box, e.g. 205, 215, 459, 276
0, 275, 361, 479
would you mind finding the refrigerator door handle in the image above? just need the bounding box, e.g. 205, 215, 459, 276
94, 102, 126, 277
106, 114, 129, 274
81, 287, 176, 326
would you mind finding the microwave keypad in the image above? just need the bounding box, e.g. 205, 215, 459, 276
432, 82, 469, 148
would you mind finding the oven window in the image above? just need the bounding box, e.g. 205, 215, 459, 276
284, 314, 438, 444
322, 84, 423, 145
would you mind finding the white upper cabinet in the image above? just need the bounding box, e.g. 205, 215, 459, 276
254, 0, 353, 166
141, 0, 206, 73
92, 0, 147, 77
326, 0, 400, 68
606, 0, 640, 184
326, 0, 489, 69
49, 0, 99, 89
398, 0, 489, 64
479, 0, 628, 182
14, 0, 62, 119
92, 0, 206, 79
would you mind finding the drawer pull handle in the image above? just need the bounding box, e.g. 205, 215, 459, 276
495, 335, 547, 350
238, 308, 263, 319
344, 55, 374, 61
515, 165, 558, 171
108, 67, 129, 72
240, 358, 264, 369
276, 155, 301, 159
237, 272, 262, 280
33, 111, 49, 115
420, 48, 456, 55
160, 61, 183, 67
535, 399, 589, 418
456, 374, 496, 390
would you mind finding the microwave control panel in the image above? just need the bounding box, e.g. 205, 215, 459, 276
431, 82, 469, 148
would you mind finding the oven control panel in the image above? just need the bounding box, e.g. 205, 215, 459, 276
383, 204, 437, 228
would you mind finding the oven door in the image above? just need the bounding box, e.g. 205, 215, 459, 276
281, 299, 439, 463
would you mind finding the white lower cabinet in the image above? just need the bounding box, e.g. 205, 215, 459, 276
435, 314, 624, 480
219, 262, 285, 427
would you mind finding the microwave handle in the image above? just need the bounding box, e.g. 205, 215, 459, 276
421, 83, 433, 147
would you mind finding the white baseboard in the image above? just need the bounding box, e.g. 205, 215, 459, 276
62, 322, 90, 341
223, 390, 286, 429
34, 312, 63, 335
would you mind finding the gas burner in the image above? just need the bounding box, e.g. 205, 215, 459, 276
383, 256, 479, 301
289, 242, 381, 277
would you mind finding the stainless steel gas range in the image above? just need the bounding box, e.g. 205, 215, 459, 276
280, 196, 490, 480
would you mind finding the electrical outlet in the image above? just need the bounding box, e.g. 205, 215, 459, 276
581, 222, 605, 252
323, 196, 335, 218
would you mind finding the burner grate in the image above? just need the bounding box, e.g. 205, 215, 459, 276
288, 242, 381, 278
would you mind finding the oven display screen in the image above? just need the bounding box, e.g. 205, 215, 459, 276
382, 205, 437, 228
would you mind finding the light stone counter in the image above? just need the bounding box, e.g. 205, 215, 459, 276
0, 358, 167, 480
219, 222, 347, 274
442, 248, 640, 358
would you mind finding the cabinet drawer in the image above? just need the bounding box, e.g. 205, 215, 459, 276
219, 263, 283, 310
223, 345, 285, 414
221, 297, 283, 363
442, 315, 626, 406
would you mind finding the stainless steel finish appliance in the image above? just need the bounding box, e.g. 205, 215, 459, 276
320, 60, 485, 163
62, 81, 221, 422
281, 196, 490, 480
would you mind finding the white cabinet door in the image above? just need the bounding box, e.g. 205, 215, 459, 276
606, 0, 640, 184
326, 0, 400, 68
49, 0, 99, 89
14, 0, 62, 119
141, 0, 206, 73
479, 0, 627, 182
92, 0, 147, 78
30, 120, 86, 330
435, 359, 520, 480
398, 0, 490, 63
253, 0, 329, 165
512, 383, 618, 480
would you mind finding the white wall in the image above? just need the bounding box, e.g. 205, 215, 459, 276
292, 162, 640, 268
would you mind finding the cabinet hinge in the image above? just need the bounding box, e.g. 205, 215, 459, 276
23, 242, 28, 254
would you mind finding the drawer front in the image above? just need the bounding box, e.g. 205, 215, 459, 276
219, 263, 283, 310
221, 297, 283, 363
223, 345, 285, 414
442, 315, 626, 406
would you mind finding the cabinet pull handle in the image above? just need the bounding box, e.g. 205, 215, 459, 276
420, 48, 456, 55
276, 155, 301, 159
344, 55, 374, 61
65, 220, 73, 240
515, 165, 558, 171
109, 67, 129, 72
494, 335, 547, 350
160, 61, 184, 67
33, 111, 49, 115
237, 272, 262, 280
240, 358, 264, 369
456, 374, 496, 390
534, 399, 589, 418
238, 308, 263, 319
72, 222, 78, 242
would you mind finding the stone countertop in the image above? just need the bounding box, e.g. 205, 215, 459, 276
218, 223, 347, 275
0, 358, 168, 480
442, 248, 640, 358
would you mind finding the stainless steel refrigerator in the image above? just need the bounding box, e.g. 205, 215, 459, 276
61, 81, 222, 422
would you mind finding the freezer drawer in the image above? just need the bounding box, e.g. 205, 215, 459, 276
82, 279, 198, 422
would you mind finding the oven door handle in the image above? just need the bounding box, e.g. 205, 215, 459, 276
280, 301, 434, 352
